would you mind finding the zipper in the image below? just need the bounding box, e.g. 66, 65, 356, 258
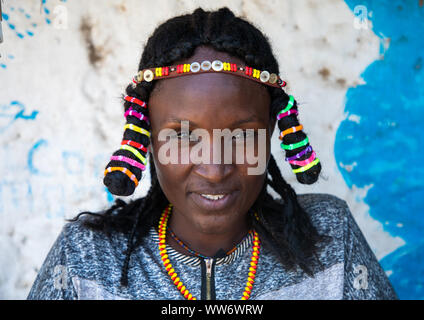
205, 258, 213, 300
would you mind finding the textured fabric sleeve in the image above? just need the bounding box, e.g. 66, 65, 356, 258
341, 200, 398, 300
27, 226, 77, 300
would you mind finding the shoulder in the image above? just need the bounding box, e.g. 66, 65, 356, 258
28, 216, 136, 300
296, 193, 351, 236
295, 193, 352, 272
59, 216, 129, 279
62, 214, 127, 253
296, 193, 349, 211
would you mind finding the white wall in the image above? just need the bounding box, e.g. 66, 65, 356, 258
0, 0, 404, 299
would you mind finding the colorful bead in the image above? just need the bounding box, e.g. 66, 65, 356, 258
277, 109, 299, 120
110, 155, 146, 171
201, 60, 212, 71
280, 137, 309, 150
158, 204, 260, 300
292, 158, 320, 173
143, 69, 154, 82
124, 96, 147, 108
190, 62, 200, 73
277, 95, 295, 117
120, 144, 148, 165
279, 125, 303, 140
285, 145, 312, 161
269, 73, 278, 84
104, 166, 138, 187
121, 140, 148, 153
245, 66, 253, 76
288, 150, 316, 167
133, 61, 287, 89
211, 60, 223, 71
123, 123, 151, 138
253, 69, 260, 79
124, 107, 150, 124
136, 71, 144, 82
260, 70, 270, 83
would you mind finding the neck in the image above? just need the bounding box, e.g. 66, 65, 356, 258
165, 208, 250, 258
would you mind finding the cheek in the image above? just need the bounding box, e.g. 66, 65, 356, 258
154, 158, 185, 187
151, 142, 191, 206
240, 169, 266, 202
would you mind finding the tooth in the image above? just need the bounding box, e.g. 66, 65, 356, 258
201, 194, 226, 200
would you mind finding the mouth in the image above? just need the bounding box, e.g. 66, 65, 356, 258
199, 194, 227, 200
189, 190, 238, 211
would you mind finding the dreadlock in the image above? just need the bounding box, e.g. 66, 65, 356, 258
69, 7, 330, 287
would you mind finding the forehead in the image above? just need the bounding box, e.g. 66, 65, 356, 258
149, 72, 270, 128
148, 54, 270, 128
147, 46, 271, 127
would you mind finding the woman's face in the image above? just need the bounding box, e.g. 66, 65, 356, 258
148, 46, 275, 235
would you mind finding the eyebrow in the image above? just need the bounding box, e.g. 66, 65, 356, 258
164, 115, 263, 127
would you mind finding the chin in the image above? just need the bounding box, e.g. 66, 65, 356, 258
192, 213, 235, 235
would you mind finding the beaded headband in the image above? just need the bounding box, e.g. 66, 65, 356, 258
103, 60, 320, 196
132, 60, 287, 89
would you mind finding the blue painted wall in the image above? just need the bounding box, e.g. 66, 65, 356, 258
338, 0, 424, 299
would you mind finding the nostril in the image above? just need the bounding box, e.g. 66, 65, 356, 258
192, 163, 235, 182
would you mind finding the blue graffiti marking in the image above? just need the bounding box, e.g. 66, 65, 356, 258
340, 0, 424, 299
105, 187, 114, 203
27, 139, 51, 176
0, 101, 39, 133
1, 8, 36, 40
0, 2, 55, 42
1, 1, 68, 69
41, 0, 52, 25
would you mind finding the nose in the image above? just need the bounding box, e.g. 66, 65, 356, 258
193, 163, 235, 183
191, 133, 236, 182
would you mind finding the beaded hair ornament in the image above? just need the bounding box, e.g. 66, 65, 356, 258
103, 59, 320, 196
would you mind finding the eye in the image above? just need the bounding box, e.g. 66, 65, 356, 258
232, 130, 256, 141
178, 131, 190, 139
172, 131, 200, 142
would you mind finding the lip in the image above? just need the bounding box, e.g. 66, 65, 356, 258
189, 190, 239, 211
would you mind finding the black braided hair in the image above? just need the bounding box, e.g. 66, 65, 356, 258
71, 7, 330, 287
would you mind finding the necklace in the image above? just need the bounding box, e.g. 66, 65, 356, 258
158, 203, 261, 300
168, 227, 253, 259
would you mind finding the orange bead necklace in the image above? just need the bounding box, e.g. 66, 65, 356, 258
158, 203, 261, 300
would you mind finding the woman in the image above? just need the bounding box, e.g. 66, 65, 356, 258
27, 7, 397, 300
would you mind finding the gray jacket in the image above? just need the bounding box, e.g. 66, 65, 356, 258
27, 193, 398, 300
